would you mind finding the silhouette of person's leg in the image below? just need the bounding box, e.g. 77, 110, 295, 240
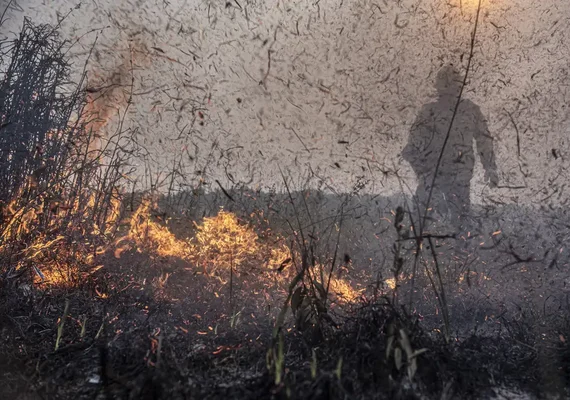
411, 179, 447, 233
445, 183, 471, 233
410, 180, 428, 234
412, 177, 472, 234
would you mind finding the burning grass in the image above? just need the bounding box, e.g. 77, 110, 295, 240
122, 203, 363, 303
122, 202, 292, 278
0, 186, 124, 288
126, 197, 189, 259
327, 277, 364, 303
191, 210, 260, 275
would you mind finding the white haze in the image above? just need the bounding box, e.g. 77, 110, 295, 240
1, 0, 569, 207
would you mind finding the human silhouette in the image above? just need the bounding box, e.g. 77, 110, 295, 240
402, 65, 498, 232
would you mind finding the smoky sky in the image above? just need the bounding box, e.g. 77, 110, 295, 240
1, 0, 569, 207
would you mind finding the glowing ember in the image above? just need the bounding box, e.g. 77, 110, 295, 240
327, 277, 364, 303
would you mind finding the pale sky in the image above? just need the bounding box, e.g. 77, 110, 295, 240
1, 0, 569, 207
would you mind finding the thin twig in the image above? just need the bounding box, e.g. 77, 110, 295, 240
428, 236, 450, 342
324, 201, 345, 308
0, 0, 14, 26
284, 125, 310, 153
505, 109, 521, 157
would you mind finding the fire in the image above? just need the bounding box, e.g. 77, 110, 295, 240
102, 191, 123, 235
384, 278, 398, 290
191, 210, 260, 275
1, 181, 363, 302
267, 244, 293, 272
123, 204, 279, 279
0, 182, 126, 288
1, 195, 38, 242
384, 274, 413, 291
127, 197, 189, 259
327, 277, 364, 303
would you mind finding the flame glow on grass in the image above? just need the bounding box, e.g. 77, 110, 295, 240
128, 198, 189, 259
122, 205, 365, 307
2, 186, 365, 301
384, 278, 398, 290
125, 204, 289, 279
327, 277, 364, 303
191, 210, 261, 275
0, 183, 126, 287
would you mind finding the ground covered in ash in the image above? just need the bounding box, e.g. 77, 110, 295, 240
1, 194, 569, 400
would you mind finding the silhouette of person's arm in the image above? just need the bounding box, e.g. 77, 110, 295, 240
473, 109, 498, 187
402, 121, 419, 165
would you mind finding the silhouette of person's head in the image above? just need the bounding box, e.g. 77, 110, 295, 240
435, 65, 462, 98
